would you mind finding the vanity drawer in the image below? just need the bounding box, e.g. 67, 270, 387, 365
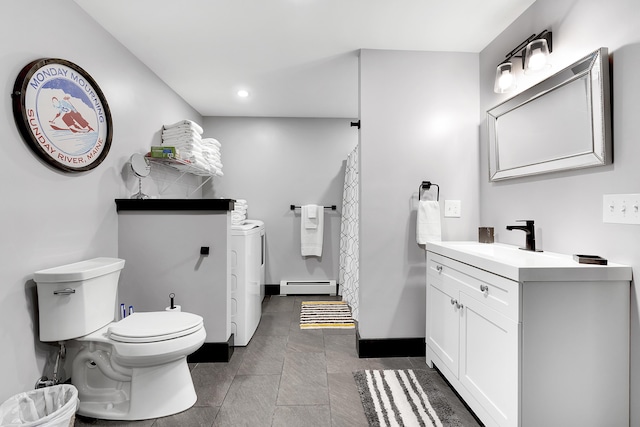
428, 252, 520, 321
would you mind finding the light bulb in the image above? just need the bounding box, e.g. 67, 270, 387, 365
498, 70, 514, 90
494, 62, 516, 93
524, 38, 550, 74
527, 48, 546, 71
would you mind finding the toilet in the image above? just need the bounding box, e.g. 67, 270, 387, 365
34, 257, 206, 421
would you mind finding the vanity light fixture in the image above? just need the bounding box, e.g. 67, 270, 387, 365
493, 30, 553, 93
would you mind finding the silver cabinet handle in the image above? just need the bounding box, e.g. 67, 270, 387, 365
53, 288, 75, 295
450, 298, 463, 310
436, 265, 443, 273
480, 284, 489, 292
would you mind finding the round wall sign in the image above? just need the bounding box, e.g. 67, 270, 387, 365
12, 58, 113, 172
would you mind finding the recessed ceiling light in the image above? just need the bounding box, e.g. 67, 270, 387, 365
237, 90, 249, 98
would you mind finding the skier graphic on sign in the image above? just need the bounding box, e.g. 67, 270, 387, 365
49, 95, 94, 133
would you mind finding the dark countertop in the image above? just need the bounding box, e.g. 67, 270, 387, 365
115, 199, 235, 212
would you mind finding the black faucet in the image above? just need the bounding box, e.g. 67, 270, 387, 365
506, 220, 537, 251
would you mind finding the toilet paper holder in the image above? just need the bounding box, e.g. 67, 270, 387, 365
166, 292, 181, 312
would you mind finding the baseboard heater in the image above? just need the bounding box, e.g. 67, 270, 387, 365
280, 280, 337, 295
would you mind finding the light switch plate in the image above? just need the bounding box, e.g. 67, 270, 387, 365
444, 200, 461, 218
603, 194, 640, 224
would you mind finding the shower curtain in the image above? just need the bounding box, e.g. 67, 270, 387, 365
339, 144, 359, 321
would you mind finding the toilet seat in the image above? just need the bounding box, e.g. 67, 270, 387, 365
108, 312, 203, 343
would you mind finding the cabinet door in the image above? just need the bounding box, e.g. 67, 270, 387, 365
459, 294, 519, 427
426, 276, 461, 377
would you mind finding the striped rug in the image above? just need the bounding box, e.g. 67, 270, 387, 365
299, 301, 355, 329
353, 369, 465, 427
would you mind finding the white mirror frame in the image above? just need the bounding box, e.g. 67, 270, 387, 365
487, 47, 611, 181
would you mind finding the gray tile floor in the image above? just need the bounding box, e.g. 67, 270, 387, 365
75, 295, 482, 426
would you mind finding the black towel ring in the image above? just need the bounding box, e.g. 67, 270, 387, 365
418, 181, 439, 201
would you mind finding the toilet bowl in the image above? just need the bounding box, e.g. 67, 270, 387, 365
34, 257, 206, 420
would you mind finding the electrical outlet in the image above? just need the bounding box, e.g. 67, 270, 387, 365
603, 194, 640, 224
444, 200, 461, 218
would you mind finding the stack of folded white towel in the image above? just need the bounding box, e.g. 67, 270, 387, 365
161, 120, 224, 177
232, 199, 248, 225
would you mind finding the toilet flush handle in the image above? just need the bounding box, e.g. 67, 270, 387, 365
53, 288, 75, 295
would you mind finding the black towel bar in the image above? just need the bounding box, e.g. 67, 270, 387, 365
418, 181, 439, 201
290, 205, 337, 211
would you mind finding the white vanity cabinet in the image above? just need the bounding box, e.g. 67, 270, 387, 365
425, 242, 631, 427
427, 252, 519, 426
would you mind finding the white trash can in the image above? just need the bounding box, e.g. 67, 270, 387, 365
0, 384, 79, 427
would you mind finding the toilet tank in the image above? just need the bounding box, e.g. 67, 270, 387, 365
34, 257, 125, 342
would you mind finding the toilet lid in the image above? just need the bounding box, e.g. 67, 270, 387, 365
108, 312, 204, 343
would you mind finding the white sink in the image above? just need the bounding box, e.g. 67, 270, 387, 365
425, 241, 631, 282
442, 242, 562, 263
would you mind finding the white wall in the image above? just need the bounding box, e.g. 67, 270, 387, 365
202, 117, 357, 284
358, 49, 480, 339
478, 0, 640, 424
0, 0, 203, 402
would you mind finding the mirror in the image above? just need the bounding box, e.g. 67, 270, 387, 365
129, 153, 150, 199
487, 47, 611, 181
130, 153, 150, 178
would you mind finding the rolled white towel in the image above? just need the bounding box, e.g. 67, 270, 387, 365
187, 157, 213, 172
202, 138, 222, 148
201, 147, 220, 156
202, 153, 221, 162
201, 145, 220, 153
231, 211, 246, 225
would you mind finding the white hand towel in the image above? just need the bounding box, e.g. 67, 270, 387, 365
301, 204, 324, 256
417, 200, 441, 244
302, 204, 318, 229
307, 205, 317, 219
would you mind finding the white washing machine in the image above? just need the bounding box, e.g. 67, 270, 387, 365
230, 220, 265, 346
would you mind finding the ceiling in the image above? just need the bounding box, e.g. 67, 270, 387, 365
74, 0, 535, 118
